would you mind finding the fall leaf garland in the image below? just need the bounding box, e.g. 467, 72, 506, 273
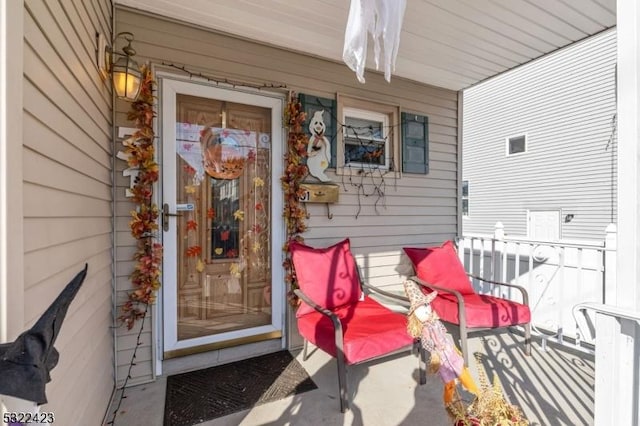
120, 66, 164, 330
281, 93, 309, 305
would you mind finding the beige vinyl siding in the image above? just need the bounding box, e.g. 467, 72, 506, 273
113, 130, 154, 386
463, 29, 617, 241
22, 0, 113, 424
114, 6, 459, 381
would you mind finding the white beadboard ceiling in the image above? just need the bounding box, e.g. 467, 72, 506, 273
115, 0, 616, 91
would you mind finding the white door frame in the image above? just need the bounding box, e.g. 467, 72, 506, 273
158, 75, 285, 356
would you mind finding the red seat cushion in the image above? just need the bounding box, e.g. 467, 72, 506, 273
290, 239, 362, 317
296, 297, 414, 364
431, 292, 531, 328
403, 241, 474, 295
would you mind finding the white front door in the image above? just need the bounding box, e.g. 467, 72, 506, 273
528, 210, 560, 241
160, 77, 284, 357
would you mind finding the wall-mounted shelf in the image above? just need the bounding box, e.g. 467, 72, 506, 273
299, 183, 339, 203
299, 183, 339, 219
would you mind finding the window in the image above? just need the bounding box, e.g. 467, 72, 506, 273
507, 134, 527, 155
336, 95, 400, 175
462, 180, 469, 216
343, 107, 389, 169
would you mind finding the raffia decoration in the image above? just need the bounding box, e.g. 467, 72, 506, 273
448, 354, 529, 426
201, 127, 246, 180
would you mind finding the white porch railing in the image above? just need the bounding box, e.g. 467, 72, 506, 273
458, 223, 616, 351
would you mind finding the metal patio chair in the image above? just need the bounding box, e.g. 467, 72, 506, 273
404, 240, 531, 366
289, 238, 425, 412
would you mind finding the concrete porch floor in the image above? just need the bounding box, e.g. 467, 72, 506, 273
105, 330, 594, 426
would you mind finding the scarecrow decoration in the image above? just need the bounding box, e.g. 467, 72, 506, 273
403, 279, 479, 407
404, 279, 530, 425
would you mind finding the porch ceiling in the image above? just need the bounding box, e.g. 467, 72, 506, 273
115, 0, 616, 91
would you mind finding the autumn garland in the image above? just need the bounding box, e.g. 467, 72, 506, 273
281, 93, 309, 305
120, 66, 163, 330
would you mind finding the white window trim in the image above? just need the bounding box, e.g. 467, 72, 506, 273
336, 94, 400, 177
505, 133, 528, 157
342, 107, 390, 170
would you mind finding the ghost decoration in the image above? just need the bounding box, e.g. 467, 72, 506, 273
343, 0, 407, 83
306, 110, 331, 182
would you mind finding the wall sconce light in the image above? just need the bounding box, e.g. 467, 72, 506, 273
97, 32, 142, 102
564, 214, 575, 223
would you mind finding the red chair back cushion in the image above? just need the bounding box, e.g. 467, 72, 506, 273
290, 238, 362, 317
403, 241, 474, 295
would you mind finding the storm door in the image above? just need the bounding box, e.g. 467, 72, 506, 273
161, 78, 284, 357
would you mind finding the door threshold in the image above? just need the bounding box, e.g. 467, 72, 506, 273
162, 337, 284, 376
164, 330, 282, 359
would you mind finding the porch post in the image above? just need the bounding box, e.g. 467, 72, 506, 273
608, 1, 640, 424
0, 0, 24, 343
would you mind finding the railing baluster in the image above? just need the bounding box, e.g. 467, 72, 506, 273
576, 247, 583, 349
558, 246, 565, 346
515, 242, 520, 287
502, 240, 508, 286
461, 237, 467, 270
469, 238, 475, 278
479, 238, 485, 284
528, 243, 534, 295
490, 238, 496, 283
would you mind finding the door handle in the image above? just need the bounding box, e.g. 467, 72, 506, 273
163, 203, 182, 232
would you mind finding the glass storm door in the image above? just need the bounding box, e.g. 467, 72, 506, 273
161, 78, 284, 357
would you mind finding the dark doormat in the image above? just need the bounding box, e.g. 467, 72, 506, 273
163, 350, 317, 426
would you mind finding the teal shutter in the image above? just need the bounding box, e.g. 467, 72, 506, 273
402, 112, 429, 174
299, 94, 337, 168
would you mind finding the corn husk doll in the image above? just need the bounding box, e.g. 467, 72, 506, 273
403, 279, 479, 408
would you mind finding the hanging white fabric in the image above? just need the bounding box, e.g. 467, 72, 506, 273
342, 0, 406, 83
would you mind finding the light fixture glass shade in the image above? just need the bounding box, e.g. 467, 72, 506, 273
112, 55, 142, 101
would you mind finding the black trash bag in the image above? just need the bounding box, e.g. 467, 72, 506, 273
0, 264, 87, 404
